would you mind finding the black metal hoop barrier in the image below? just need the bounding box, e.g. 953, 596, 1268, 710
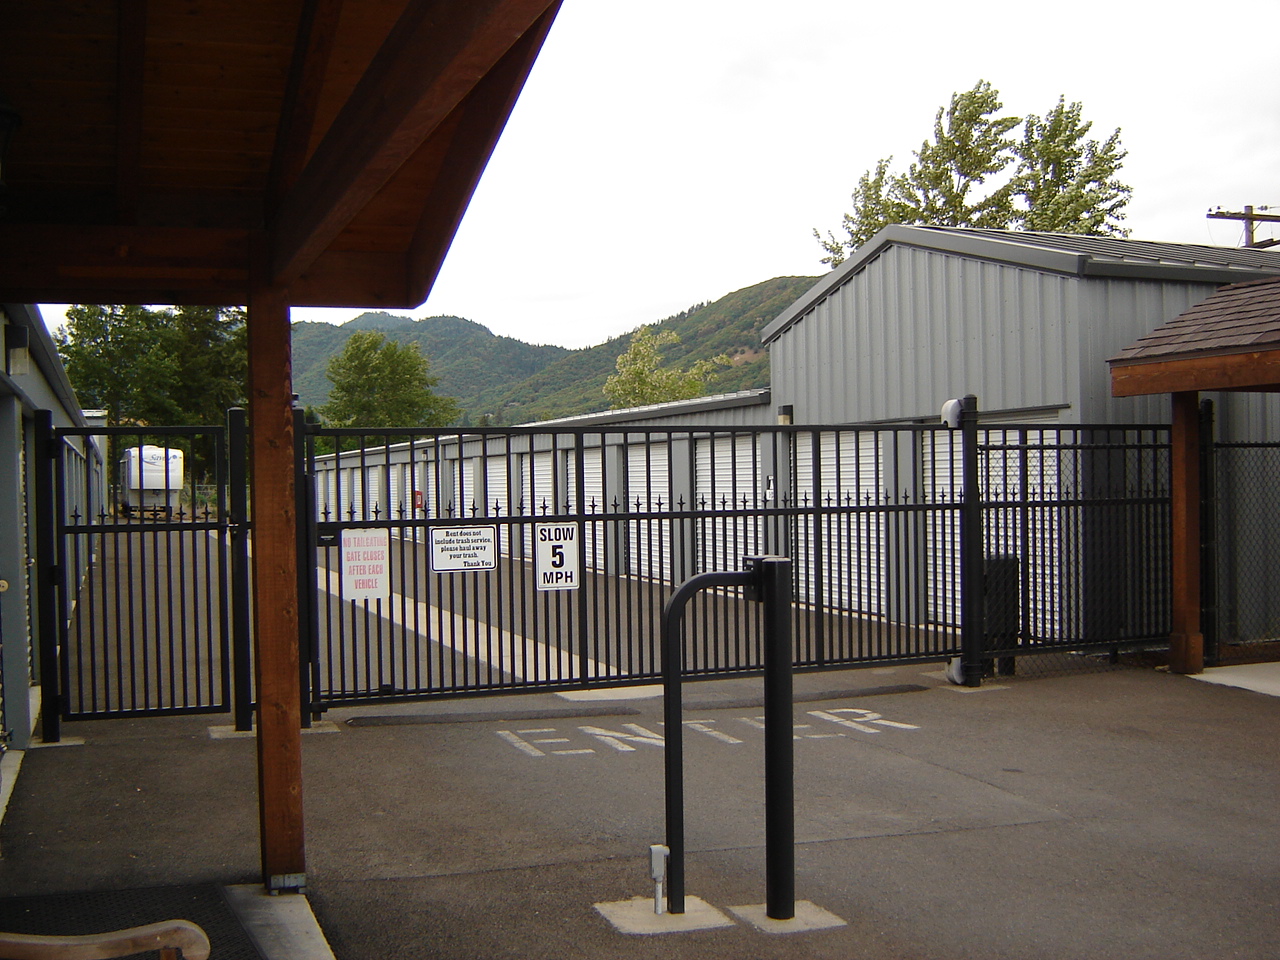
660, 555, 794, 919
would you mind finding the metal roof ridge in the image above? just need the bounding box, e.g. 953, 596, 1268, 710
760, 225, 1086, 344
762, 227, 1280, 347
523, 388, 772, 427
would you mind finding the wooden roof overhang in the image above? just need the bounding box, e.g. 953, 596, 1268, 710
0, 0, 563, 893
1109, 276, 1280, 677
0, 0, 562, 308
1109, 277, 1280, 397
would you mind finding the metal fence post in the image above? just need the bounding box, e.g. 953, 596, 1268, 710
33, 410, 60, 743
293, 407, 316, 727
958, 395, 984, 687
228, 407, 253, 731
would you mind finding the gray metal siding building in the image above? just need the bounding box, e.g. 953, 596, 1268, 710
762, 227, 1280, 431
0, 304, 99, 748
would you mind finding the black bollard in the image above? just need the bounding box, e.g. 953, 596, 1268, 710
759, 556, 795, 920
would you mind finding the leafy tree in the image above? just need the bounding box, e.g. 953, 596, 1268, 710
816, 80, 1131, 266
55, 304, 246, 425
603, 327, 730, 409
320, 330, 459, 428
1013, 96, 1130, 236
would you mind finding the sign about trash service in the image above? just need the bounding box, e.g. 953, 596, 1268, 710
535, 523, 580, 591
341, 528, 390, 600
430, 525, 498, 573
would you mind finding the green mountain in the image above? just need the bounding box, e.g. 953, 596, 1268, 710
291, 314, 569, 416
291, 275, 819, 424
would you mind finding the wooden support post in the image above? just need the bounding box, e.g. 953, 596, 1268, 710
246, 276, 307, 890
1169, 391, 1204, 674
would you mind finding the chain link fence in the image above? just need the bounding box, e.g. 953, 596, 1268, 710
1209, 443, 1280, 664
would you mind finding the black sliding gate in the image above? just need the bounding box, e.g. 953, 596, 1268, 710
35, 411, 1173, 730
298, 420, 1172, 709
36, 412, 249, 739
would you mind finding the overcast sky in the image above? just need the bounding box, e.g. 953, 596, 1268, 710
41, 0, 1280, 348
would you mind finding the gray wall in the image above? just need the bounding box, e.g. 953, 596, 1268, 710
769, 245, 1079, 423
1077, 278, 1224, 424
0, 304, 90, 748
768, 245, 1234, 427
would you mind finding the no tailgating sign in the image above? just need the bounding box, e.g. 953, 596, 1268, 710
342, 528, 390, 600
535, 523, 579, 591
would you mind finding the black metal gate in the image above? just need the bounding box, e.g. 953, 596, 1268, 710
35, 411, 250, 738
298, 419, 1173, 708
32, 410, 1176, 729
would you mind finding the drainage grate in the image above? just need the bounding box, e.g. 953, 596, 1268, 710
0, 884, 264, 959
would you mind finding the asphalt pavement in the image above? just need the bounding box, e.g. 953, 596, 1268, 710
2, 659, 1278, 959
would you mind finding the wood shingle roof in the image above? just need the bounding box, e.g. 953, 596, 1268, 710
1109, 276, 1280, 396
1110, 277, 1280, 365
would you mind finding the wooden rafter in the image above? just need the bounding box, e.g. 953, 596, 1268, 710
268, 0, 556, 286
0, 0, 565, 891
405, 0, 560, 304
115, 0, 147, 224
266, 0, 345, 210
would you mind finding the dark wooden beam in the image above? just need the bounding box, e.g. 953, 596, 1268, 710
0, 226, 246, 301
405, 1, 560, 304
114, 0, 147, 224
266, 0, 345, 212
269, 0, 558, 286
246, 246, 306, 889
1169, 391, 1204, 675
0, 224, 422, 306
0, 225, 251, 304
1111, 349, 1280, 397
289, 249, 409, 307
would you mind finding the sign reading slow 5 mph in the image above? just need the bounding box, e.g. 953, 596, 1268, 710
535, 522, 580, 591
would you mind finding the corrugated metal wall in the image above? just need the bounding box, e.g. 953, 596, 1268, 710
771, 246, 1078, 423
768, 246, 1236, 427
1076, 278, 1222, 423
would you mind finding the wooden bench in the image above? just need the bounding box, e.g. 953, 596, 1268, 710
0, 919, 210, 959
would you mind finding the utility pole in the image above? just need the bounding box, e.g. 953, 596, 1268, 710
1206, 205, 1280, 248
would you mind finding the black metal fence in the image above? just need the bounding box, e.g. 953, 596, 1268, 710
37, 414, 249, 738
33, 408, 1174, 729
299, 419, 1172, 707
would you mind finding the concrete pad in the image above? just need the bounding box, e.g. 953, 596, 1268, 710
1190, 662, 1280, 698
728, 900, 848, 934
558, 685, 663, 702
223, 884, 336, 960
594, 895, 735, 934
944, 683, 1008, 694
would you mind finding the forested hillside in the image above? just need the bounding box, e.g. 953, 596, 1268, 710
291, 275, 818, 423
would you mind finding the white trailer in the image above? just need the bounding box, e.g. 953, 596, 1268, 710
119, 445, 184, 515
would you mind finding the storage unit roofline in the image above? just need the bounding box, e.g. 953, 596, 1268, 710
761, 225, 1280, 346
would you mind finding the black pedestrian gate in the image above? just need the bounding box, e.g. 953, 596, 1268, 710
34, 411, 251, 740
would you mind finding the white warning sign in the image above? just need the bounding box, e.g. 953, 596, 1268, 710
341, 528, 390, 600
535, 523, 579, 591
430, 525, 498, 572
